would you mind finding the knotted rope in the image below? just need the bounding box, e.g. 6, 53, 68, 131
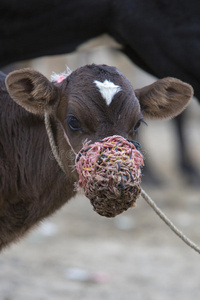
44, 114, 200, 255
75, 136, 144, 217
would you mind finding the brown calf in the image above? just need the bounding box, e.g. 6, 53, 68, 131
0, 64, 192, 251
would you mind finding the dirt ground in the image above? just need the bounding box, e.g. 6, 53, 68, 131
0, 48, 200, 300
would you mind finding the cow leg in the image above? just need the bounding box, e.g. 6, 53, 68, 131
174, 112, 200, 185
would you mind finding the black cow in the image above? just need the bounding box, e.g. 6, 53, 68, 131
0, 0, 199, 183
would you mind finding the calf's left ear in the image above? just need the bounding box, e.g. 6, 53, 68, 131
6, 69, 59, 115
135, 77, 193, 119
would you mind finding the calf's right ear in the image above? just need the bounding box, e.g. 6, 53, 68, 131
6, 69, 59, 115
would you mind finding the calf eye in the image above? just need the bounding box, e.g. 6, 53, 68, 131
66, 116, 81, 131
133, 119, 147, 133
134, 120, 142, 132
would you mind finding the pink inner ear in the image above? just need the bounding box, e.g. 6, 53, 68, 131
57, 75, 66, 83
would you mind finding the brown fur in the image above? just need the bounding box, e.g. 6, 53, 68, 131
0, 64, 193, 251
135, 77, 193, 119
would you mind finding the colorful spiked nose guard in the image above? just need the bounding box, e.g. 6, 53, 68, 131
75, 135, 144, 217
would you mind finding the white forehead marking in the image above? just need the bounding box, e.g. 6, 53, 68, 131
94, 79, 122, 105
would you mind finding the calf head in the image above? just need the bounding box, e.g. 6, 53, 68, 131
6, 64, 193, 171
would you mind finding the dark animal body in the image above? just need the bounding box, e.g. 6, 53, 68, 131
0, 64, 193, 250
0, 0, 200, 100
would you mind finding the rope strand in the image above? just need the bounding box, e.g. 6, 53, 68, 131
44, 112, 66, 173
141, 189, 200, 255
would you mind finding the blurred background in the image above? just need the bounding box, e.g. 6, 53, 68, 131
0, 45, 200, 300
